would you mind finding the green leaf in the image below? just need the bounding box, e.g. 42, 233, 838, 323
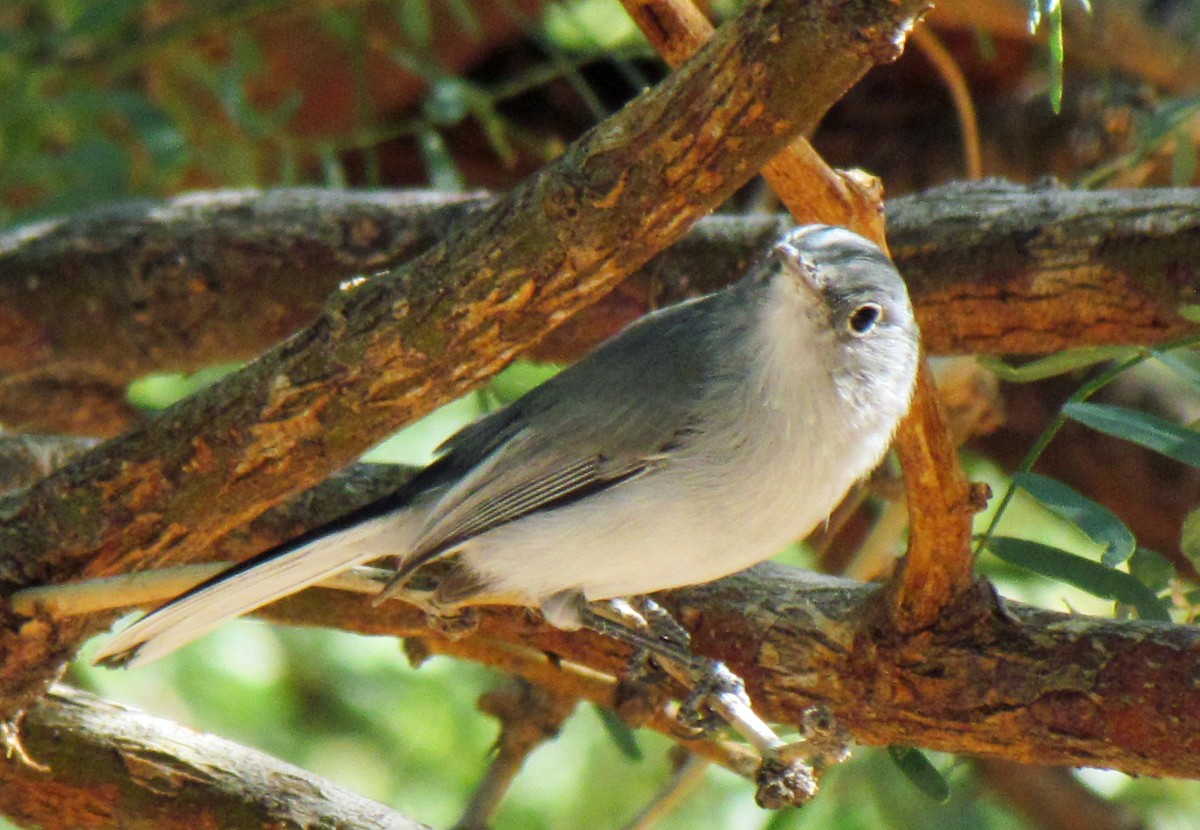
489, 361, 561, 404
978, 348, 1136, 383
1172, 126, 1198, 186
1064, 402, 1200, 468
1047, 0, 1065, 114
1129, 548, 1175, 593
395, 0, 434, 48
65, 0, 144, 39
593, 705, 642, 761
985, 536, 1171, 621
1179, 305, 1200, 323
1180, 508, 1200, 569
1152, 349, 1200, 394
888, 746, 950, 803
761, 807, 799, 830
444, 0, 484, 39
423, 78, 472, 126
417, 128, 464, 192
1013, 472, 1136, 566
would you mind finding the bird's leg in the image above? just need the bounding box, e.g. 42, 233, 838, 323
580, 597, 843, 807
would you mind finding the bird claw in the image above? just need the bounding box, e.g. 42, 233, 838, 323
580, 597, 846, 807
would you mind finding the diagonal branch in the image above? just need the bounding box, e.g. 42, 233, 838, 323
0, 684, 428, 830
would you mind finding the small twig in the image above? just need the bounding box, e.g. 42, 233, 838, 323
414, 636, 761, 781
911, 25, 983, 180
974, 758, 1146, 830
454, 679, 578, 830
844, 357, 1002, 582
620, 749, 711, 830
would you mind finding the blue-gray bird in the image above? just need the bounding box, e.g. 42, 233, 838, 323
97, 224, 920, 668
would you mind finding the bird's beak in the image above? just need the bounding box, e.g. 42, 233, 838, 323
773, 238, 822, 299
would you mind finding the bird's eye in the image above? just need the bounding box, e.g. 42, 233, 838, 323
848, 303, 882, 335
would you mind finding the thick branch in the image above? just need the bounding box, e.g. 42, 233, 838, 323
0, 0, 928, 721
253, 563, 1200, 780
1, 182, 1195, 435
0, 685, 426, 830
13, 455, 1200, 780
888, 180, 1200, 354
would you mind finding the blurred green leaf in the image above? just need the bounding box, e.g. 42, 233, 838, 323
1129, 548, 1175, 593
490, 361, 561, 404
1151, 348, 1200, 394
760, 807, 797, 830
319, 142, 348, 188
127, 363, 242, 410
1172, 127, 1198, 185
1181, 305, 1200, 324
396, 0, 434, 48
443, 0, 484, 38
1013, 472, 1136, 566
417, 128, 464, 191
1047, 0, 1064, 114
985, 536, 1170, 620
887, 746, 950, 804
542, 0, 641, 52
1064, 402, 1200, 469
1180, 508, 1200, 570
64, 0, 143, 39
593, 704, 642, 761
214, 32, 302, 140
978, 348, 1136, 383
424, 78, 472, 126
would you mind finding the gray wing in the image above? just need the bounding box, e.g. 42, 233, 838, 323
395, 291, 733, 577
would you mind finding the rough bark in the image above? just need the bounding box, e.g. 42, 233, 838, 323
0, 685, 426, 830
0, 0, 930, 724
1, 181, 1195, 438
887, 180, 1200, 355
10, 454, 1200, 782
248, 563, 1200, 781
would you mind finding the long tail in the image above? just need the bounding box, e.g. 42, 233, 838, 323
94, 508, 415, 669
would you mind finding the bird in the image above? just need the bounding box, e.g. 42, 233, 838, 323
96, 224, 920, 669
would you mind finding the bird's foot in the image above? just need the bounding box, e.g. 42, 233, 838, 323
580, 596, 845, 807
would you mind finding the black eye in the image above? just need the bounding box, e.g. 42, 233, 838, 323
848, 303, 882, 335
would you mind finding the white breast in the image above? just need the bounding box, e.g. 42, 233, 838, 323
458, 277, 903, 606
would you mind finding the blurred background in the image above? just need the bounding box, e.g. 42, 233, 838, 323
3, 1, 1200, 828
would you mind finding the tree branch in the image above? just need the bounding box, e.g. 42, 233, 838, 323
12, 450, 1200, 781
0, 684, 428, 830
1, 182, 1195, 437
251, 563, 1200, 780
